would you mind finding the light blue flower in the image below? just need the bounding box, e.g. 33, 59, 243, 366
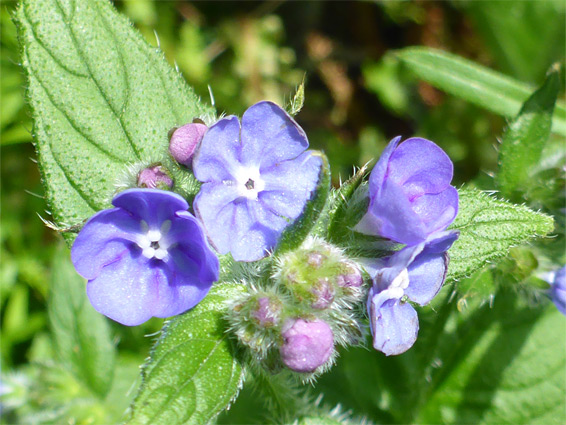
367, 231, 458, 355
71, 189, 219, 326
357, 137, 458, 246
192, 101, 322, 262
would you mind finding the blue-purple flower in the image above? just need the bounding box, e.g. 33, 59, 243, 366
367, 231, 458, 356
356, 137, 458, 246
549, 266, 566, 316
71, 189, 219, 326
192, 101, 322, 262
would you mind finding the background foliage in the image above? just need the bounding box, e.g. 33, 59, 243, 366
1, 1, 564, 424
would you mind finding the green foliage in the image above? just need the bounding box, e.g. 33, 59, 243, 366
5, 1, 565, 424
417, 290, 566, 424
48, 245, 115, 397
459, 0, 565, 82
396, 47, 566, 136
497, 66, 561, 198
128, 283, 246, 425
15, 0, 213, 233
448, 188, 555, 281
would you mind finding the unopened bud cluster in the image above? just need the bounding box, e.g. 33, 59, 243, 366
226, 237, 366, 377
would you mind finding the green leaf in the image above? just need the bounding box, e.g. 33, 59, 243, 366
448, 188, 554, 281
497, 66, 561, 198
460, 0, 565, 82
128, 283, 245, 425
48, 245, 115, 397
16, 0, 213, 234
417, 290, 566, 424
275, 151, 331, 254
396, 47, 566, 136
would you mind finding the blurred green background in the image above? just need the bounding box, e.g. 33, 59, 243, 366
1, 0, 564, 423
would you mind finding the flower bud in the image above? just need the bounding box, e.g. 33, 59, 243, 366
336, 262, 363, 288
279, 318, 334, 373
307, 251, 326, 268
137, 165, 173, 189
253, 296, 282, 327
169, 122, 208, 167
310, 278, 335, 309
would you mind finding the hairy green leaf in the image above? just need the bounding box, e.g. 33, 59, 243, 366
128, 283, 245, 425
48, 245, 115, 397
448, 188, 554, 281
417, 290, 566, 424
497, 67, 560, 197
396, 47, 566, 136
16, 0, 213, 234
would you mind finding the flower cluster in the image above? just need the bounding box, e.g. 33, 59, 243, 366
71, 101, 322, 327
227, 238, 364, 375
70, 99, 460, 373
358, 137, 459, 356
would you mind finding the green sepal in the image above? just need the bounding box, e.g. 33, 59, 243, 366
326, 164, 369, 245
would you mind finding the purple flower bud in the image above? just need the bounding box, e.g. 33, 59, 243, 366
253, 297, 281, 327
336, 262, 363, 288
169, 122, 208, 167
310, 278, 335, 309
307, 252, 326, 268
549, 266, 566, 316
137, 165, 173, 189
356, 137, 458, 246
280, 318, 334, 373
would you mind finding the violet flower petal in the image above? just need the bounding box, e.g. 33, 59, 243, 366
387, 137, 454, 195
369, 292, 419, 356
113, 188, 188, 226
86, 252, 158, 326
550, 266, 566, 316
259, 151, 321, 219
71, 208, 141, 280
193, 116, 242, 182
404, 252, 448, 306
240, 101, 309, 168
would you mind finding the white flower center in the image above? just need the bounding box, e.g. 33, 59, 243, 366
137, 220, 172, 260
386, 268, 410, 299
233, 165, 265, 200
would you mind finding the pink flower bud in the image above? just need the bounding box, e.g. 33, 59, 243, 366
169, 122, 208, 167
310, 278, 335, 309
137, 165, 173, 189
336, 262, 363, 288
307, 251, 326, 268
280, 318, 334, 373
253, 296, 281, 327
